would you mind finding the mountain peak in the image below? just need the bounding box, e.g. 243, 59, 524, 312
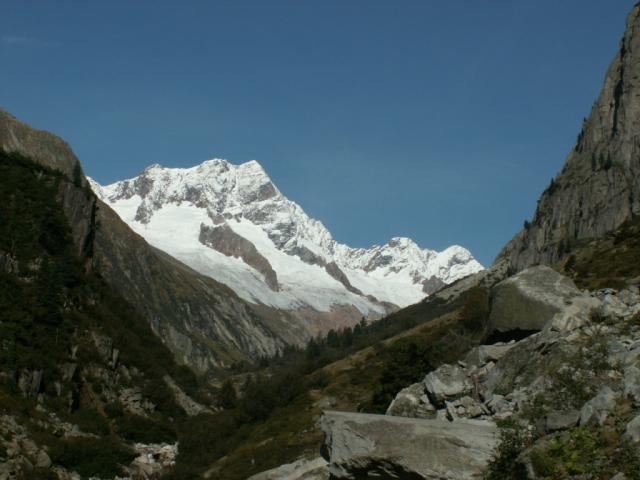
142, 162, 163, 173
92, 157, 483, 313
388, 237, 419, 249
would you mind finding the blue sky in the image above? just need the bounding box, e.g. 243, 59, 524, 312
1, 1, 636, 265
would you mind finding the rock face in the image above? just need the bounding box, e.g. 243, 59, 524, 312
199, 223, 279, 291
0, 109, 83, 180
497, 5, 640, 272
488, 266, 598, 333
319, 411, 498, 480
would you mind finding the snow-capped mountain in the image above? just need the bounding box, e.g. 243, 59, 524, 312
89, 159, 482, 329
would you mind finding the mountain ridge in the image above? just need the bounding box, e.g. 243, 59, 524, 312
90, 158, 483, 326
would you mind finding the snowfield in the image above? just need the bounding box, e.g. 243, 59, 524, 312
89, 159, 483, 317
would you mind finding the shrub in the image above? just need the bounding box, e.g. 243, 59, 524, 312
483, 419, 531, 480
116, 414, 176, 444
528, 426, 640, 479
218, 379, 237, 410
49, 436, 135, 478
175, 413, 238, 472
367, 339, 434, 413
104, 401, 124, 419
69, 408, 110, 436
459, 286, 490, 333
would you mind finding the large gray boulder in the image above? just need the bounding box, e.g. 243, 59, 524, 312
247, 457, 329, 480
386, 383, 435, 419
489, 266, 590, 333
579, 387, 618, 426
624, 415, 640, 443
319, 411, 498, 479
463, 343, 515, 368
423, 364, 474, 406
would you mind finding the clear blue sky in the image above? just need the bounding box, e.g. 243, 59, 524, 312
1, 1, 636, 265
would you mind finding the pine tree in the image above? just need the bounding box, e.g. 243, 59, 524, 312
218, 379, 237, 410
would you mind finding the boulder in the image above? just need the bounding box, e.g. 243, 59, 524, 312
548, 295, 601, 332
624, 415, 640, 443
622, 347, 640, 367
579, 387, 618, 426
320, 411, 498, 480
485, 394, 511, 415
463, 343, 515, 368
386, 383, 435, 419
618, 286, 640, 308
623, 365, 640, 405
423, 364, 473, 406
17, 370, 43, 398
489, 266, 584, 333
545, 410, 580, 432
247, 457, 329, 480
445, 396, 487, 420
92, 332, 114, 364
601, 293, 631, 319
34, 450, 51, 469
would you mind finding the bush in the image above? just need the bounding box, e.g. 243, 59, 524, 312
459, 286, 490, 333
69, 408, 110, 436
175, 413, 238, 472
218, 379, 237, 410
104, 401, 124, 418
367, 339, 434, 413
49, 436, 135, 478
528, 426, 640, 479
116, 414, 176, 444
483, 419, 531, 480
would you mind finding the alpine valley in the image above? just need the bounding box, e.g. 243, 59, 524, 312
89, 160, 482, 334
3, 3, 640, 480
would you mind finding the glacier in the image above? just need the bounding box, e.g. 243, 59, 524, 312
89, 158, 483, 323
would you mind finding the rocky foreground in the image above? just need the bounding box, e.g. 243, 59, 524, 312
252, 266, 640, 479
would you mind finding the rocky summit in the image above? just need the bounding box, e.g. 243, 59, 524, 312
90, 160, 482, 334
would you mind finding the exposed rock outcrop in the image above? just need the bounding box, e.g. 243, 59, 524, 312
199, 223, 279, 291
497, 5, 640, 272
0, 109, 83, 180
